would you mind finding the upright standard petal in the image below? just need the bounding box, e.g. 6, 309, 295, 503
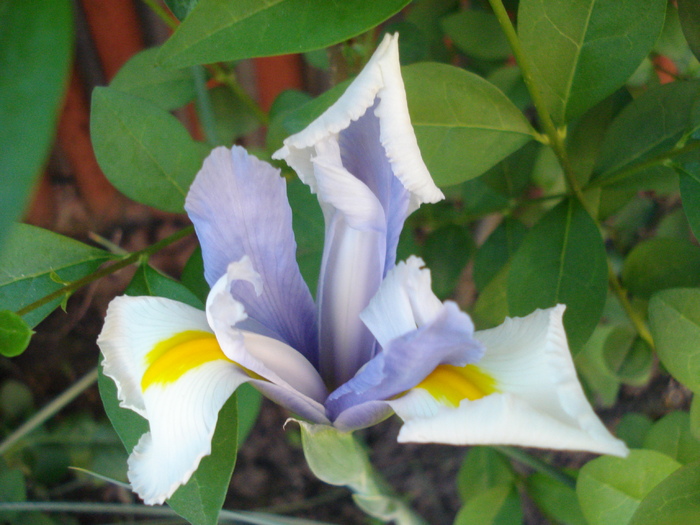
185, 146, 318, 366
273, 35, 443, 387
273, 33, 443, 210
98, 296, 250, 504
389, 306, 629, 457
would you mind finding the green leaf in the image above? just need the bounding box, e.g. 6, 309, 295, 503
679, 173, 700, 241
622, 237, 700, 299
403, 62, 534, 186
158, 0, 411, 67
577, 449, 682, 525
126, 264, 204, 309
441, 10, 511, 61
457, 447, 515, 504
649, 288, 700, 393
616, 413, 653, 449
0, 224, 112, 327
518, 0, 666, 123
208, 85, 261, 144
110, 47, 196, 111
98, 363, 238, 525
165, 0, 199, 20
422, 225, 473, 299
453, 484, 522, 525
0, 310, 34, 357
678, 0, 700, 62
472, 264, 510, 330
473, 218, 527, 291
507, 198, 608, 353
692, 396, 700, 440
629, 460, 700, 525
235, 383, 261, 445
594, 80, 700, 184
527, 472, 587, 525
90, 87, 205, 213
181, 246, 209, 303
288, 178, 324, 296
0, 0, 73, 249
643, 411, 700, 465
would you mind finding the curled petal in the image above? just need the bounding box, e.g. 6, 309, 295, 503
390, 306, 629, 457
98, 296, 213, 417
97, 296, 249, 504
326, 302, 484, 427
185, 145, 317, 364
360, 256, 443, 348
273, 33, 443, 208
206, 262, 329, 406
130, 360, 248, 505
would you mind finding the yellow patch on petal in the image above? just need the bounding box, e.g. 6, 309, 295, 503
141, 330, 230, 391
417, 364, 498, 407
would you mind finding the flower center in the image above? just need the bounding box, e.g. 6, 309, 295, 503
416, 364, 498, 407
141, 330, 229, 390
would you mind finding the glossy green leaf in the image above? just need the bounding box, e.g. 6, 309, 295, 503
507, 199, 608, 353
288, 178, 324, 296
405, 0, 457, 63
99, 364, 238, 525
91, 87, 205, 213
126, 264, 203, 309
622, 237, 700, 299
594, 80, 700, 184
0, 224, 112, 327
181, 246, 209, 303
441, 10, 511, 61
679, 173, 700, 241
158, 0, 410, 67
0, 310, 34, 358
454, 484, 522, 525
403, 62, 534, 186
473, 218, 527, 291
0, 0, 73, 249
472, 264, 510, 330
577, 449, 682, 525
165, 0, 199, 20
643, 411, 700, 465
649, 288, 700, 393
527, 472, 587, 525
678, 0, 700, 62
457, 447, 515, 504
629, 460, 700, 525
518, 0, 666, 123
692, 396, 700, 440
422, 225, 472, 299
110, 47, 196, 111
616, 413, 653, 449
576, 325, 629, 407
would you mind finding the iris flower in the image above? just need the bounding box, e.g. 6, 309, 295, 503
98, 34, 627, 505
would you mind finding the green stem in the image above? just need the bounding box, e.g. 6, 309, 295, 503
493, 446, 576, 489
608, 264, 655, 350
487, 0, 592, 216
210, 64, 270, 126
16, 226, 194, 317
586, 140, 700, 189
0, 502, 331, 525
0, 368, 98, 455
141, 0, 178, 31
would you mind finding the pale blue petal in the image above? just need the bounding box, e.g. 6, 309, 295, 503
185, 146, 318, 365
338, 103, 410, 271
325, 302, 484, 422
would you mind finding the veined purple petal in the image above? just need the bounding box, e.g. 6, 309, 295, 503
338, 103, 410, 271
185, 146, 318, 365
325, 302, 485, 423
